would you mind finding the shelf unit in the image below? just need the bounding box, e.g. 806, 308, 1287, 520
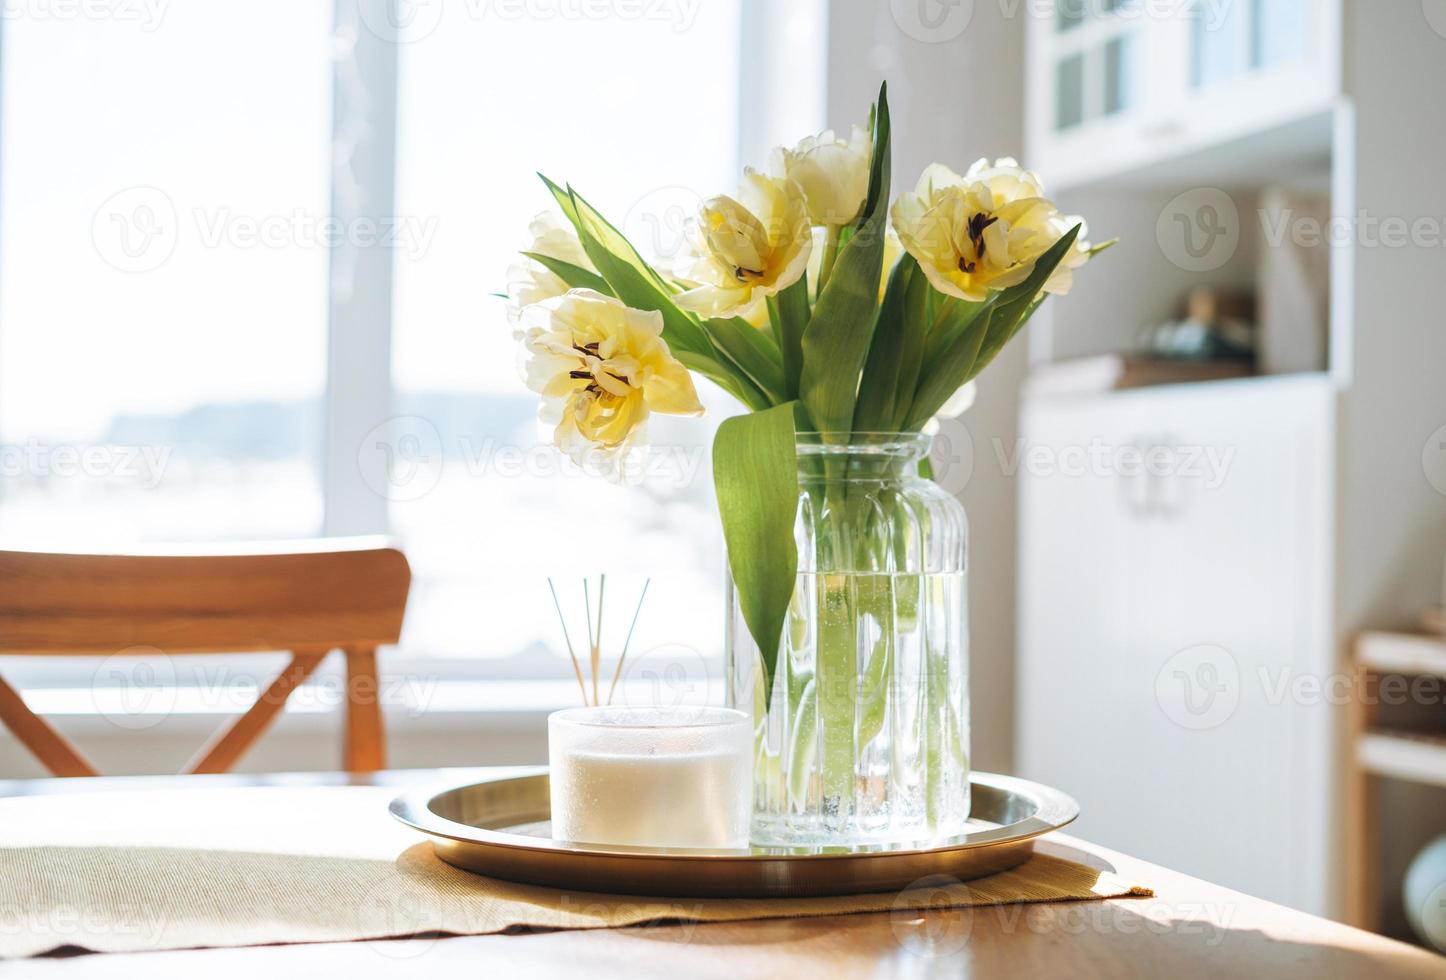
1346, 632, 1446, 931
1017, 0, 1446, 927
1024, 0, 1344, 382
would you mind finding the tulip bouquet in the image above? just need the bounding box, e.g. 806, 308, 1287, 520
509, 83, 1107, 840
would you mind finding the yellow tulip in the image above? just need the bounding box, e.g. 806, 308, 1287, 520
676, 169, 812, 319
506, 211, 596, 328
891, 158, 1091, 303
519, 289, 703, 481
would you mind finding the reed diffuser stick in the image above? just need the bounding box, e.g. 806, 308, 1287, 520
551, 575, 650, 707
592, 574, 605, 707
548, 578, 589, 705
606, 578, 650, 706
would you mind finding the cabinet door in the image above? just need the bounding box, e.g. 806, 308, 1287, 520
1017, 377, 1335, 914
1027, 0, 1341, 190
1026, 1, 1162, 188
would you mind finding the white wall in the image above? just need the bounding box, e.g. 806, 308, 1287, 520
1338, 0, 1446, 934
825, 0, 1027, 773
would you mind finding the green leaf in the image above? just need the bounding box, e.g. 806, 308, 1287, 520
714, 402, 799, 702
798, 82, 892, 437
972, 224, 1084, 374
904, 305, 993, 431
767, 276, 810, 399
673, 350, 764, 411
568, 184, 678, 297
538, 173, 580, 227
520, 251, 613, 296
905, 224, 1083, 428
853, 253, 926, 432
703, 317, 787, 404
923, 294, 990, 364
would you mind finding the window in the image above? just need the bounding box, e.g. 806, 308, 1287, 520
388, 3, 743, 672
0, 3, 333, 546
0, 0, 805, 689
1055, 52, 1085, 130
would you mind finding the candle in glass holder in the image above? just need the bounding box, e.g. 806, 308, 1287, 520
548, 706, 752, 849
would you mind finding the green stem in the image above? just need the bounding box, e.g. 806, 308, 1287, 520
816, 570, 856, 825
816, 225, 842, 295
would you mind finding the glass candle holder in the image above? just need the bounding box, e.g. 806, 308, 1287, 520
548, 706, 752, 850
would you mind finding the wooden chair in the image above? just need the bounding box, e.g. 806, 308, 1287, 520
0, 538, 411, 777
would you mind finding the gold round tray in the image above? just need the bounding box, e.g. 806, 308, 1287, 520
390, 769, 1078, 898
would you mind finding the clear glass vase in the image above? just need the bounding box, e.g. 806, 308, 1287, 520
725, 432, 970, 847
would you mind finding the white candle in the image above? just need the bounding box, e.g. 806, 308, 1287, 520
549, 706, 752, 849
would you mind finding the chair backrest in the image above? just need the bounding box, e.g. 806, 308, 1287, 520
0, 538, 411, 777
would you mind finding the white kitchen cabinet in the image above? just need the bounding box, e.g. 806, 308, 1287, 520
1017, 375, 1335, 913
1016, 0, 1446, 930
1027, 0, 1341, 190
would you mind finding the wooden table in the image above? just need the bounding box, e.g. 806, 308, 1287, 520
4, 768, 1444, 979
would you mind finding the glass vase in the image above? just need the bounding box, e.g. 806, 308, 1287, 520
725, 432, 970, 847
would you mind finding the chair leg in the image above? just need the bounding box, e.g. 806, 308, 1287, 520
185, 649, 328, 775
344, 646, 386, 772
0, 673, 97, 777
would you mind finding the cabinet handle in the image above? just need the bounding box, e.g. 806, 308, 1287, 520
1118, 435, 1188, 521
1119, 435, 1152, 519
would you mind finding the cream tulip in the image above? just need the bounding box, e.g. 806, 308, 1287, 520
676, 169, 812, 319
773, 125, 872, 228
506, 211, 597, 328
891, 158, 1090, 303
519, 289, 703, 481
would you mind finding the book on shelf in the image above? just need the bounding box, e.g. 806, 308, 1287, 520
1024, 354, 1253, 395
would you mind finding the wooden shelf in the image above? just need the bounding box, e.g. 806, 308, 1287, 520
1357, 632, 1446, 679
1357, 730, 1446, 789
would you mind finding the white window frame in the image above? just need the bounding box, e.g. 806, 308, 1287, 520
0, 0, 827, 694
317, 0, 823, 681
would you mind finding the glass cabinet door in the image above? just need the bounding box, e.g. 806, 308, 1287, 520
1193, 0, 1312, 90
1050, 1, 1140, 133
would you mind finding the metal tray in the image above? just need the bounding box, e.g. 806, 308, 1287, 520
390, 769, 1078, 898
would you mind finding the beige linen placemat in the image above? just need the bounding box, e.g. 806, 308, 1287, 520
0, 786, 1151, 958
